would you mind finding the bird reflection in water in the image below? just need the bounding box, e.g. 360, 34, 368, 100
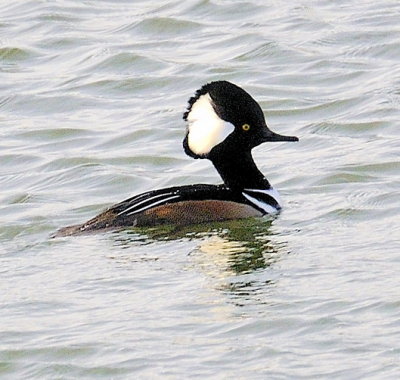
110, 217, 289, 306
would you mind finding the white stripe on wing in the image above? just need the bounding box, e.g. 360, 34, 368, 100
124, 195, 181, 216
118, 193, 179, 216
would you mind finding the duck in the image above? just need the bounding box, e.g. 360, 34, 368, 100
55, 80, 298, 237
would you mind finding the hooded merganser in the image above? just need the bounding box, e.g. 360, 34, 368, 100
55, 81, 298, 237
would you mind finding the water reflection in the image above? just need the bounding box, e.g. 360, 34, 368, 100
185, 218, 288, 308
192, 222, 279, 275
107, 217, 290, 307
110, 217, 279, 271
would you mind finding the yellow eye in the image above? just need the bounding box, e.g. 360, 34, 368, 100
242, 123, 250, 131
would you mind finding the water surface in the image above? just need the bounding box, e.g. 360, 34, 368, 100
1, 0, 400, 378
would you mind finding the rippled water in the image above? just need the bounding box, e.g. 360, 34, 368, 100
1, 0, 400, 378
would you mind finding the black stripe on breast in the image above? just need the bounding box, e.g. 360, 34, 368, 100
241, 189, 281, 215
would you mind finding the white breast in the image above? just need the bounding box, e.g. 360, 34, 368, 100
186, 93, 234, 156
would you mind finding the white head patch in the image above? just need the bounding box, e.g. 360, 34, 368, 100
186, 93, 234, 156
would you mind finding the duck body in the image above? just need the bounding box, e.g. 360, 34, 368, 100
55, 81, 298, 237
55, 184, 283, 236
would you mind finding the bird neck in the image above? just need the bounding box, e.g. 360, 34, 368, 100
209, 149, 271, 191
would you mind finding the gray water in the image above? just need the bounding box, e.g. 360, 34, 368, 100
1, 0, 400, 378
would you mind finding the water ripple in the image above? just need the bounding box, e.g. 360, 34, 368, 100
1, 0, 400, 378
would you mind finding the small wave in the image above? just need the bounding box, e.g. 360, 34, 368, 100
117, 17, 203, 37
0, 46, 33, 61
